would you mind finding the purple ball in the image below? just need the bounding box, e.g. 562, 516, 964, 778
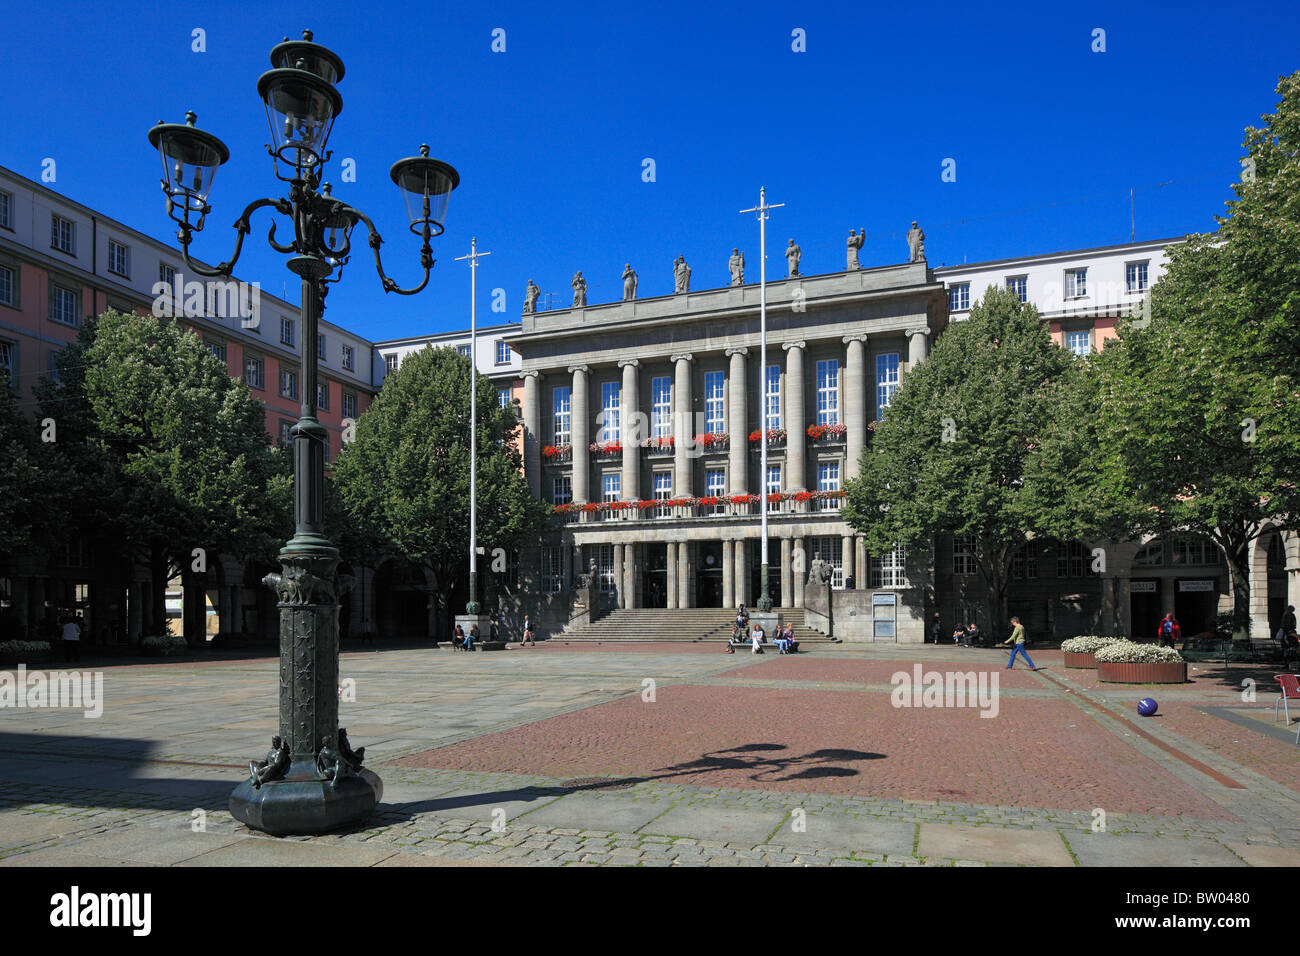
1137, 697, 1158, 717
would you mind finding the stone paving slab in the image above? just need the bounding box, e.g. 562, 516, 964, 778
173, 838, 401, 867
641, 806, 788, 844
513, 792, 669, 833
1066, 832, 1244, 867
1225, 843, 1300, 866
774, 814, 916, 856
918, 823, 1073, 866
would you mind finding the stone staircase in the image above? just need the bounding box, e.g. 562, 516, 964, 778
556, 607, 834, 644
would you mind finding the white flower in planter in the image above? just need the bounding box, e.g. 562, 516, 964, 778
1061, 636, 1124, 654
1094, 640, 1184, 664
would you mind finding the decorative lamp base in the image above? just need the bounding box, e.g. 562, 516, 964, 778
229, 759, 383, 836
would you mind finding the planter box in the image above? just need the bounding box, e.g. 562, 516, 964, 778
1096, 660, 1188, 684
1062, 651, 1096, 669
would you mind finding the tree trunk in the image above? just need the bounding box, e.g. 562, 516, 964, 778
148, 542, 167, 638
1222, 534, 1252, 640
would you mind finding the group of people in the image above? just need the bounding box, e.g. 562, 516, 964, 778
450, 614, 537, 651
727, 605, 799, 655
948, 622, 983, 647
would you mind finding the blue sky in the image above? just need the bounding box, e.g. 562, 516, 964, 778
1, 0, 1296, 343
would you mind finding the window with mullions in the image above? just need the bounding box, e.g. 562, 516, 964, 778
206, 340, 227, 363
51, 214, 74, 254
596, 544, 615, 593
244, 355, 265, 389
1006, 275, 1028, 303
1056, 540, 1093, 578
552, 476, 572, 507
317, 334, 327, 361
810, 536, 843, 589
496, 340, 511, 365
1011, 541, 1040, 580
871, 544, 907, 589
599, 380, 621, 443
280, 316, 295, 347
542, 547, 563, 594
385, 353, 399, 372
705, 469, 725, 513
652, 375, 671, 438
1064, 330, 1090, 358
876, 353, 899, 420
552, 386, 571, 444
948, 283, 970, 311
654, 472, 672, 516
280, 368, 298, 400
0, 340, 13, 381
317, 383, 329, 411
815, 359, 839, 425
766, 464, 781, 512
1172, 535, 1221, 566
341, 344, 355, 370
817, 461, 840, 511
1126, 261, 1149, 293
602, 473, 621, 503
342, 391, 357, 418
0, 264, 14, 307
498, 387, 510, 409
278, 420, 294, 448
953, 535, 978, 575
764, 365, 780, 430
108, 240, 129, 277
704, 370, 724, 434
1065, 268, 1087, 298
1133, 541, 1164, 567
0, 190, 11, 229
50, 285, 78, 326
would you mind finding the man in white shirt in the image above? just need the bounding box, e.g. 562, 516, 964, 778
62, 616, 81, 663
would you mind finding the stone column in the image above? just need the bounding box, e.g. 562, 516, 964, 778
522, 370, 541, 498
907, 327, 930, 369
793, 537, 806, 608
624, 544, 637, 609
672, 354, 694, 498
843, 335, 868, 480
1287, 532, 1300, 617
722, 539, 735, 608
783, 341, 806, 491
735, 538, 749, 607
726, 347, 748, 495
842, 534, 855, 588
678, 541, 691, 609
569, 365, 590, 504
619, 360, 640, 501
666, 542, 678, 609
613, 543, 625, 609
1248, 537, 1270, 638
856, 538, 868, 590
780, 537, 793, 608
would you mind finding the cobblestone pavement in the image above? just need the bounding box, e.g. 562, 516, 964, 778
1, 642, 1298, 867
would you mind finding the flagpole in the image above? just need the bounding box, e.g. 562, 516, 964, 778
740, 188, 783, 613
455, 238, 491, 614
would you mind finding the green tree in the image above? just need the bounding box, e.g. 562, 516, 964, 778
0, 372, 52, 570
842, 285, 1071, 633
38, 310, 282, 638
332, 345, 547, 637
1072, 72, 1300, 638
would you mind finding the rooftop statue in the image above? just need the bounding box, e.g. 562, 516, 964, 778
622, 263, 638, 301
523, 279, 540, 314
847, 228, 865, 270
907, 221, 926, 263
572, 271, 587, 307
785, 238, 801, 277
729, 248, 744, 286
673, 255, 691, 293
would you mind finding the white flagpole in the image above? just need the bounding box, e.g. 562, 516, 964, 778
740, 188, 783, 612
455, 238, 491, 614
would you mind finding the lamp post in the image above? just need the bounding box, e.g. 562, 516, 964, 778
147, 30, 458, 836
740, 188, 783, 615
453, 239, 490, 620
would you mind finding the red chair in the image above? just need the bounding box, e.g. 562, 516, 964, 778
1273, 674, 1300, 725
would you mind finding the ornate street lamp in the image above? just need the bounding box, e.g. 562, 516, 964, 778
148, 30, 458, 836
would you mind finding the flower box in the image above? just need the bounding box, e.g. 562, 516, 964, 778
541, 444, 572, 462
588, 441, 623, 458
1096, 660, 1188, 684
748, 428, 786, 446
806, 423, 847, 442
693, 433, 729, 451
640, 437, 675, 454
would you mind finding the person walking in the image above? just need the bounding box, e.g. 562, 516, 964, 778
1000, 616, 1037, 670
929, 613, 943, 645
521, 614, 535, 646
61, 615, 81, 663
1156, 613, 1176, 648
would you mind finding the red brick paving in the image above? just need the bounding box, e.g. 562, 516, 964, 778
397, 683, 1235, 819
1136, 702, 1300, 793
1052, 660, 1282, 697
526, 642, 736, 654
725, 656, 1046, 689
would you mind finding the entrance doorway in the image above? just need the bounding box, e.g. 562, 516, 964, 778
642, 544, 668, 608
1130, 579, 1161, 640
1174, 580, 1219, 636
697, 541, 723, 608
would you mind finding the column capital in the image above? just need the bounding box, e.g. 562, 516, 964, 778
724, 346, 750, 358
842, 334, 869, 346
781, 340, 806, 352
522, 369, 540, 380
618, 358, 641, 368
905, 327, 931, 339
670, 353, 694, 364
567, 364, 590, 375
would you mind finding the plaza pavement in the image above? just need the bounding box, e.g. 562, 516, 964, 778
1, 639, 1298, 867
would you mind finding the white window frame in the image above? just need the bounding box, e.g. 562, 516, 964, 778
316, 382, 329, 411
280, 316, 295, 347
704, 370, 725, 434
552, 476, 572, 507
341, 344, 354, 370
108, 239, 129, 277
949, 283, 970, 311
600, 381, 621, 443
596, 544, 615, 593
705, 468, 726, 513
49, 284, 78, 326
0, 339, 14, 380
1125, 261, 1149, 294
651, 375, 671, 438
385, 353, 399, 372
495, 340, 510, 365
244, 355, 265, 389
342, 391, 357, 418
1064, 329, 1090, 358
317, 333, 327, 361
280, 368, 298, 400
553, 386, 571, 445
766, 463, 781, 512
816, 359, 839, 426
159, 263, 176, 286
51, 214, 74, 254
817, 461, 841, 511
0, 190, 11, 230
498, 386, 510, 409
871, 544, 907, 589
653, 472, 672, 517
953, 535, 978, 576
542, 547, 563, 593
764, 364, 781, 430
0, 264, 14, 307
875, 352, 899, 421
1065, 268, 1088, 299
